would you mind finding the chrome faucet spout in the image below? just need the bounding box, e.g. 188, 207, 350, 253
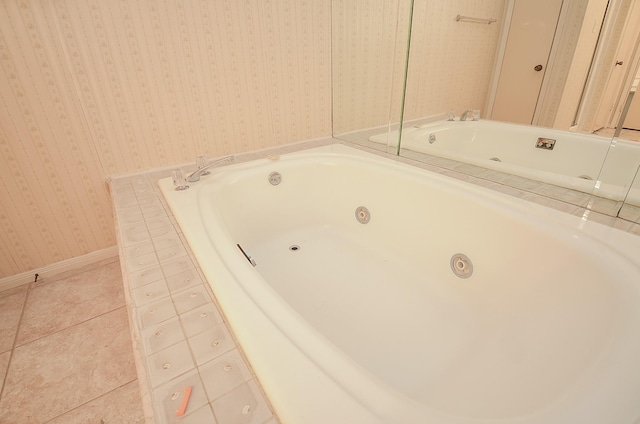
459, 109, 472, 121
187, 155, 234, 182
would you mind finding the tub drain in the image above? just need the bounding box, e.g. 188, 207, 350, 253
268, 172, 282, 186
450, 253, 473, 279
289, 245, 300, 251
355, 206, 370, 224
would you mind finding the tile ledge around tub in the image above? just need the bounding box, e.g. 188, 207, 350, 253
111, 138, 639, 424
111, 137, 340, 424
108, 144, 334, 423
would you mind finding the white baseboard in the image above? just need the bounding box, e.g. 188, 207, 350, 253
0, 246, 119, 292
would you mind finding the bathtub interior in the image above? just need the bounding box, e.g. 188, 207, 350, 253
189, 146, 640, 421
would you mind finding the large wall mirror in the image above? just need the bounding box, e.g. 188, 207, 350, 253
333, 0, 640, 222
614, 78, 640, 224
331, 0, 412, 153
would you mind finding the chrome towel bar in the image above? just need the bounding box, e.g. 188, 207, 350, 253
456, 14, 497, 24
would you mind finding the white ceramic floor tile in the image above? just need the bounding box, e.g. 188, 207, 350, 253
133, 279, 170, 307
126, 251, 160, 273
157, 245, 188, 263
116, 195, 143, 209
129, 265, 166, 289
147, 341, 196, 388
152, 369, 210, 424
144, 208, 171, 222
165, 268, 203, 293
199, 349, 253, 401
147, 217, 174, 230
153, 234, 184, 251
121, 225, 152, 247
211, 380, 273, 424
118, 212, 148, 226
160, 257, 196, 278
187, 323, 235, 365
137, 196, 162, 208
125, 241, 157, 260
141, 317, 186, 355
172, 285, 212, 314
150, 224, 179, 240
138, 298, 178, 329
179, 304, 224, 338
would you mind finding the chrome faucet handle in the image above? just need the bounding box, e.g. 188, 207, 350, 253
172, 169, 189, 191
459, 109, 472, 121
187, 155, 234, 182
196, 156, 211, 176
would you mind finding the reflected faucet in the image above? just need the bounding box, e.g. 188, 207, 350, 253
459, 109, 472, 121
187, 155, 234, 182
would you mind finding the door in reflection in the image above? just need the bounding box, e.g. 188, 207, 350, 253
491, 0, 563, 125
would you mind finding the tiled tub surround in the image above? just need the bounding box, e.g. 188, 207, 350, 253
111, 138, 640, 424
111, 170, 286, 422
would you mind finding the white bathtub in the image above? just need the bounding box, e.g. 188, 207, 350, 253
370, 120, 640, 201
160, 144, 640, 424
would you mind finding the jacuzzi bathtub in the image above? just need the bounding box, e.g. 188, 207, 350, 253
370, 120, 640, 201
159, 144, 640, 424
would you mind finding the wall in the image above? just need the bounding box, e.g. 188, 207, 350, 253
0, 0, 331, 279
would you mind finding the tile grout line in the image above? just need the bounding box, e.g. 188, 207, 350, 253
40, 377, 139, 424
0, 282, 34, 403
11, 304, 128, 350
7, 259, 127, 351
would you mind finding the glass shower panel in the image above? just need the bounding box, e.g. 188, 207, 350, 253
618, 164, 640, 224
587, 135, 640, 217
331, 0, 412, 154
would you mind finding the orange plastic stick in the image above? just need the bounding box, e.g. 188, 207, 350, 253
176, 386, 192, 416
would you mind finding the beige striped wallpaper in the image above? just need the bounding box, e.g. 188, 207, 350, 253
0, 0, 331, 279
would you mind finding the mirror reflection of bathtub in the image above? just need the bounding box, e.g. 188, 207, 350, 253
370, 119, 640, 206
331, 0, 640, 219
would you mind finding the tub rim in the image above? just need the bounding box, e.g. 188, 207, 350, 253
159, 144, 640, 423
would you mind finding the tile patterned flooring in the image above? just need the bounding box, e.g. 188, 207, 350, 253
0, 257, 145, 423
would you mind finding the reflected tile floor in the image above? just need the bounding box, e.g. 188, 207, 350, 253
594, 127, 640, 142
0, 257, 145, 424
